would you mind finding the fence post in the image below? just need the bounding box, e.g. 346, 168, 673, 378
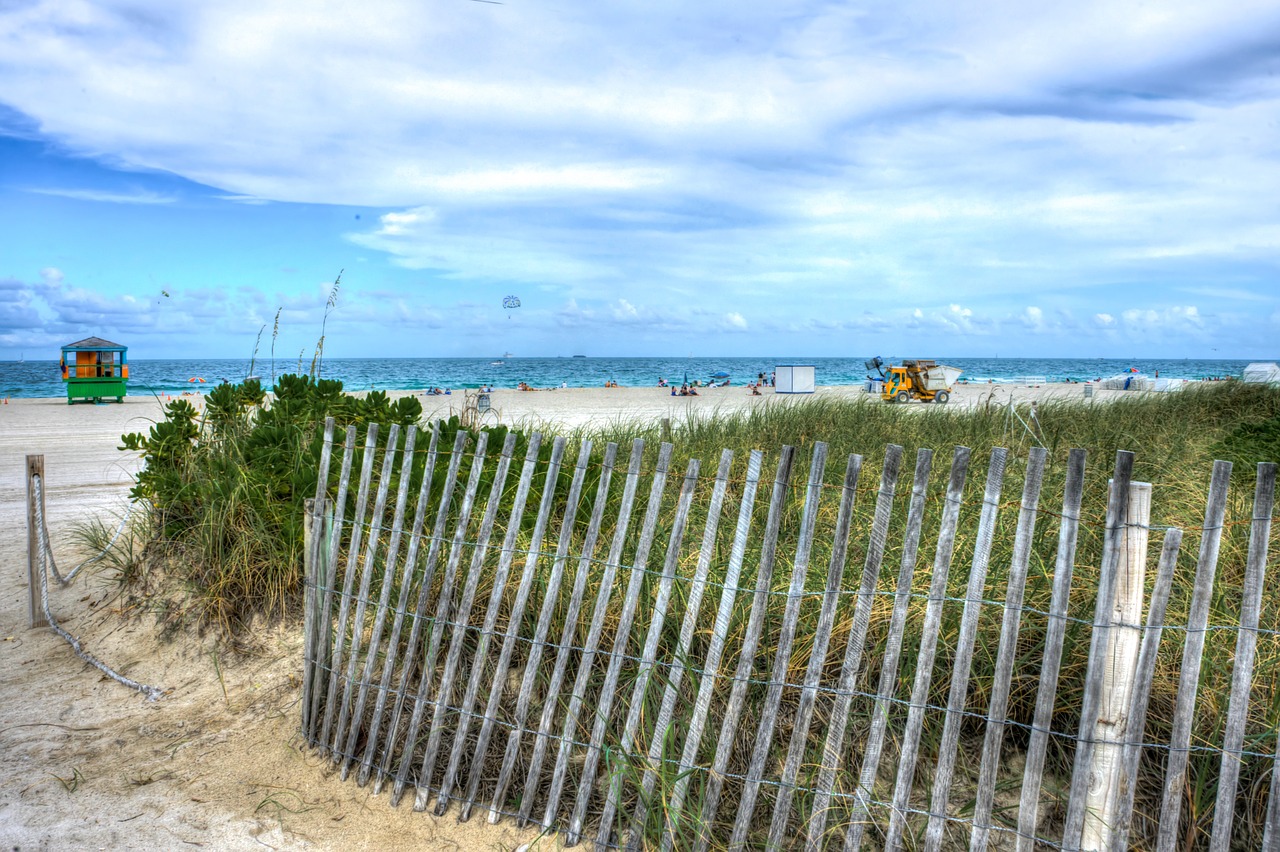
26, 454, 49, 629
1081, 480, 1152, 851
302, 497, 317, 733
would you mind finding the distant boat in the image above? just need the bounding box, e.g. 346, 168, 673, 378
572, 354, 586, 358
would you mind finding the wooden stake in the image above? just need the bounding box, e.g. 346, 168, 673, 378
27, 454, 48, 629
1081, 480, 1152, 851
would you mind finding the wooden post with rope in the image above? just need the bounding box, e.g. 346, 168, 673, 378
27, 454, 49, 629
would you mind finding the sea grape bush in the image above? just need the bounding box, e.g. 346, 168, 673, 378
120, 374, 423, 628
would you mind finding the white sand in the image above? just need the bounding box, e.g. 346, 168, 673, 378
408, 379, 1118, 430
0, 380, 1123, 849
0, 396, 557, 850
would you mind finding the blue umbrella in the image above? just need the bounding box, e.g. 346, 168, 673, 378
710, 370, 730, 379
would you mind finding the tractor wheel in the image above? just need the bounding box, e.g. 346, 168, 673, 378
935, 390, 950, 404
895, 391, 910, 404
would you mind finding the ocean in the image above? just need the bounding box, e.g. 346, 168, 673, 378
0, 356, 1260, 400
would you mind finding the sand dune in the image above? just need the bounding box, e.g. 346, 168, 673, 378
0, 380, 1130, 849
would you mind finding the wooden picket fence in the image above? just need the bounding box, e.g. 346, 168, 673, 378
297, 416, 1279, 850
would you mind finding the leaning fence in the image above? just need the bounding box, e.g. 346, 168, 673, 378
298, 417, 1279, 850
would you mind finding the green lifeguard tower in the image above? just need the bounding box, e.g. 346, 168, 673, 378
61, 337, 128, 404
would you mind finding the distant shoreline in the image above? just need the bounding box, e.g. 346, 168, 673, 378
0, 380, 1219, 434
1, 355, 1260, 400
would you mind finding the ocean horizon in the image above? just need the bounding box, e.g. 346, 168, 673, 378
1, 355, 1264, 400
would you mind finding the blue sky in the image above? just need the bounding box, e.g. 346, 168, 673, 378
1, 1, 1278, 361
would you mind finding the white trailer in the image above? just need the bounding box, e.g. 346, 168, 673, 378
774, 365, 816, 394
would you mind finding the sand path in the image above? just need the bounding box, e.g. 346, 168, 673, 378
0, 397, 548, 850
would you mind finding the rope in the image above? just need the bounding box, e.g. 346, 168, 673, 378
32, 474, 165, 701
43, 490, 137, 587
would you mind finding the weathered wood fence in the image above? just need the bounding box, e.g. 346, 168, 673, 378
298, 417, 1279, 850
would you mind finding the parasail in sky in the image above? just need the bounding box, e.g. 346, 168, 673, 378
503, 295, 521, 318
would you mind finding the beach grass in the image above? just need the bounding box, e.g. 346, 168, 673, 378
112, 378, 1280, 847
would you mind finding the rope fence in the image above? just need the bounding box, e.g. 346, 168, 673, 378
25, 455, 164, 701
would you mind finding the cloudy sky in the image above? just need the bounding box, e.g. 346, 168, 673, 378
1, 0, 1278, 361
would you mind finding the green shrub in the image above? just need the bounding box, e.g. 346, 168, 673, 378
120, 374, 423, 630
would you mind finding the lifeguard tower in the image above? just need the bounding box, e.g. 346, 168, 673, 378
61, 337, 128, 404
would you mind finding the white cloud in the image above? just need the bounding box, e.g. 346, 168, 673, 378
27, 187, 176, 204
406, 165, 668, 195
1178, 285, 1275, 302
2, 1, 1279, 356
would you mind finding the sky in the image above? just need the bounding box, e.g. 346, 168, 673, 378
1, 0, 1278, 361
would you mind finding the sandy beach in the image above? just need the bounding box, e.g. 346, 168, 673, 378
0, 379, 1125, 849
408, 378, 1119, 430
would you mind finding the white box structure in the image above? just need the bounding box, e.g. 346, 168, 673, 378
774, 365, 816, 394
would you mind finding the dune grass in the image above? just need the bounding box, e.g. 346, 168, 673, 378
556, 381, 1280, 848
112, 378, 1280, 847
114, 373, 422, 632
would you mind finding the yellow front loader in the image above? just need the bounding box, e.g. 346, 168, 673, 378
865, 357, 962, 404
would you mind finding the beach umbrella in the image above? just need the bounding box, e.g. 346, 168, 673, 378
710, 370, 730, 379
188, 377, 205, 383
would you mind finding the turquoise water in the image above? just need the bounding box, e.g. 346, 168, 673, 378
0, 355, 1259, 399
